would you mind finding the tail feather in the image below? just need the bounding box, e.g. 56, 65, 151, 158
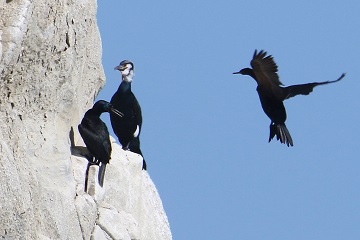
98, 163, 107, 187
142, 158, 147, 171
269, 123, 293, 147
128, 137, 147, 170
269, 124, 277, 142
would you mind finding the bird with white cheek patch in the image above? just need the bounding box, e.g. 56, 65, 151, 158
110, 60, 147, 170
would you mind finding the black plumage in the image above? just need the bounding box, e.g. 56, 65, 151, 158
110, 60, 147, 170
233, 50, 345, 146
78, 100, 123, 187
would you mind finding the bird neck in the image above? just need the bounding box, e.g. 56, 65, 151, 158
86, 109, 103, 118
122, 70, 134, 83
119, 80, 132, 92
241, 68, 256, 80
122, 76, 133, 83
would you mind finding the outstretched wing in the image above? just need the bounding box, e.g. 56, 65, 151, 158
251, 50, 283, 86
283, 73, 345, 100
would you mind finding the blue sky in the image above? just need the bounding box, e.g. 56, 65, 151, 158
97, 1, 360, 239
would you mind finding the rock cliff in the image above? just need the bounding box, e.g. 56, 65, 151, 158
0, 0, 171, 239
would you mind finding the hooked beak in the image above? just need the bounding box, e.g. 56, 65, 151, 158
109, 107, 124, 117
114, 65, 125, 71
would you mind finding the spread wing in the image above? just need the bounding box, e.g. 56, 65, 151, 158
251, 50, 283, 86
283, 73, 345, 100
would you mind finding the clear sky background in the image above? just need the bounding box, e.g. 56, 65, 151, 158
96, 1, 360, 239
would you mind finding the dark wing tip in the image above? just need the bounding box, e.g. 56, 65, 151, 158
328, 72, 346, 84
339, 73, 346, 80
253, 49, 258, 58
253, 49, 268, 61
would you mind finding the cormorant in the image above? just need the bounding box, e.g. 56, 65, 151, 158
78, 100, 123, 187
233, 50, 345, 146
110, 60, 147, 170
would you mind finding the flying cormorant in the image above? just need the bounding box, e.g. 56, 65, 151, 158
233, 50, 345, 146
78, 100, 123, 187
110, 60, 147, 170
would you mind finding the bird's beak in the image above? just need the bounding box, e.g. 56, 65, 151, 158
114, 65, 125, 71
232, 71, 241, 74
109, 107, 124, 117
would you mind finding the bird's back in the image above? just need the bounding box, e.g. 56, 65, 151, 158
79, 113, 111, 163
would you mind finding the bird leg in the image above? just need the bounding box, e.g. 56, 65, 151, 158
84, 162, 91, 192
269, 123, 277, 142
122, 142, 131, 151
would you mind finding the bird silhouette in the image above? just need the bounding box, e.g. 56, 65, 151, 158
233, 50, 345, 146
110, 60, 147, 170
78, 100, 123, 187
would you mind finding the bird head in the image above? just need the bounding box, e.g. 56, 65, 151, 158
93, 100, 124, 117
114, 60, 135, 82
233, 68, 252, 76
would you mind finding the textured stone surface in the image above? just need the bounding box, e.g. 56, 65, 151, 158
0, 0, 171, 239
71, 137, 172, 240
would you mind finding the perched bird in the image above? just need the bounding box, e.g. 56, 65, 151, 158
78, 100, 123, 187
233, 50, 345, 146
110, 60, 147, 170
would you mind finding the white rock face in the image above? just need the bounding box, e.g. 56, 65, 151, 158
73, 137, 172, 240
0, 1, 171, 239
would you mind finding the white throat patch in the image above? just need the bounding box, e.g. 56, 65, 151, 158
121, 69, 134, 82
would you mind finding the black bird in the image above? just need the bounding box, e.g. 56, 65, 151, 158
233, 50, 345, 146
110, 60, 147, 170
78, 100, 123, 187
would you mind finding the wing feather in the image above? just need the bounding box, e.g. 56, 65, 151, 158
283, 73, 345, 100
251, 50, 283, 86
